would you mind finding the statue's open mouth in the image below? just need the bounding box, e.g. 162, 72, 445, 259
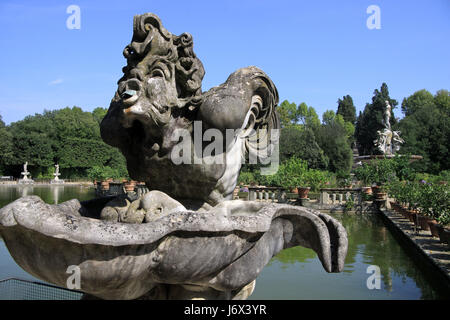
120, 78, 142, 106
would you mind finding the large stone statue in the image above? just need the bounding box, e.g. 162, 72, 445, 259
374, 100, 404, 155
0, 13, 348, 300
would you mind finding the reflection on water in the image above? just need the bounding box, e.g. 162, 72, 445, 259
249, 213, 450, 300
0, 184, 96, 283
0, 184, 95, 208
0, 186, 449, 299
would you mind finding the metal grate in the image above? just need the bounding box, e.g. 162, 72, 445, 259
0, 278, 83, 300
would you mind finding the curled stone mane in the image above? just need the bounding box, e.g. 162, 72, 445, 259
120, 13, 205, 110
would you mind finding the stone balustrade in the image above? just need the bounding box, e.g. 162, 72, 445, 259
238, 186, 291, 203
319, 188, 362, 206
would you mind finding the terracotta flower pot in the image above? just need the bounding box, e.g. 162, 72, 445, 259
412, 213, 420, 228
361, 187, 372, 195
124, 180, 137, 192
436, 225, 450, 244
297, 187, 311, 199
101, 181, 110, 191
402, 209, 410, 220
417, 215, 431, 231
427, 220, 440, 238
407, 210, 417, 224
371, 186, 381, 194
375, 192, 387, 200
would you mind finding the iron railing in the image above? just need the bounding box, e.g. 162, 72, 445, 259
0, 278, 83, 300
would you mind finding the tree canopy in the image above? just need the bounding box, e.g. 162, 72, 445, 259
337, 95, 356, 125
2, 107, 127, 179
0, 115, 13, 175
279, 126, 328, 170
316, 112, 353, 173
396, 89, 450, 174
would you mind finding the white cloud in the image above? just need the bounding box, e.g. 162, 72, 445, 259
49, 78, 64, 85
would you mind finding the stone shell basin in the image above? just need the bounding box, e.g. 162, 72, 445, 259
0, 196, 347, 300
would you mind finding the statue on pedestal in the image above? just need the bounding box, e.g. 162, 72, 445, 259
18, 161, 34, 184
51, 163, 64, 184
374, 101, 404, 155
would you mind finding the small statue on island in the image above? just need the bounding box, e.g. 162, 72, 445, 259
18, 161, 34, 184
374, 100, 404, 155
50, 163, 64, 184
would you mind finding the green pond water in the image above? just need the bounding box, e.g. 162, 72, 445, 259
0, 185, 449, 299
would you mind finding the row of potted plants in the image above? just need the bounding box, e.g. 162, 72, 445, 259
255, 156, 332, 199
386, 180, 450, 245
95, 179, 144, 192
353, 158, 399, 199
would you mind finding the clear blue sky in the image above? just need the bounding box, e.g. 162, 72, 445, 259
0, 0, 449, 125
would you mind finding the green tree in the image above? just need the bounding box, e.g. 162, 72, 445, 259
297, 102, 320, 129
337, 95, 356, 125
321, 110, 336, 125
0, 115, 14, 175
7, 113, 56, 172
396, 89, 449, 174
276, 100, 320, 129
316, 118, 353, 173
401, 89, 434, 117
322, 110, 355, 147
92, 107, 108, 125
4, 107, 128, 179
279, 126, 328, 169
277, 100, 298, 127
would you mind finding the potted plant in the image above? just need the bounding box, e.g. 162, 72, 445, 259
370, 159, 396, 200
413, 182, 436, 232
87, 166, 112, 190
303, 169, 329, 194
354, 163, 373, 195
124, 180, 137, 192
428, 183, 450, 242
278, 157, 309, 198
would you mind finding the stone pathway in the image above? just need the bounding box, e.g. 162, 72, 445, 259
380, 209, 450, 287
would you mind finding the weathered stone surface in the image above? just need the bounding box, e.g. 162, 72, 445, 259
0, 13, 349, 300
0, 195, 347, 300
100, 13, 279, 208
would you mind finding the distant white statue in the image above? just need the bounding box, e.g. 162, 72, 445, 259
19, 161, 34, 184
383, 100, 391, 130
51, 163, 64, 184
374, 100, 404, 155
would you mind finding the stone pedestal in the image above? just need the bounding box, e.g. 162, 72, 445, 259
18, 172, 34, 184
50, 173, 64, 184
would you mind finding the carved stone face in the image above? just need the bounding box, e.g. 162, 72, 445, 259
101, 13, 279, 207
118, 57, 179, 135
110, 14, 203, 143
